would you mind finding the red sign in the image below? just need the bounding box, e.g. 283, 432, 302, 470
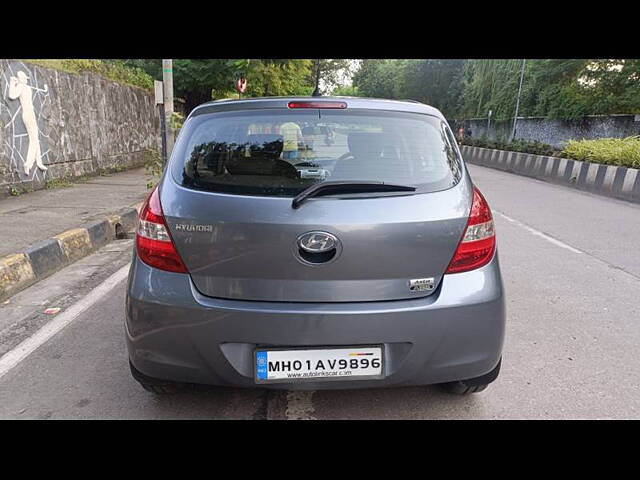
235, 77, 247, 93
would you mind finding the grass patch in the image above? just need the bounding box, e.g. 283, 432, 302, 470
45, 178, 74, 189
44, 175, 93, 190
24, 59, 153, 91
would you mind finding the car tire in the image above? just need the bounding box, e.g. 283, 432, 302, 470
139, 382, 186, 395
440, 382, 489, 395
439, 358, 501, 395
129, 360, 187, 394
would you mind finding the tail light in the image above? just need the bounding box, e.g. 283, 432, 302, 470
136, 186, 188, 273
446, 186, 496, 274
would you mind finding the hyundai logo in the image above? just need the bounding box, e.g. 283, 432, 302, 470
297, 231, 338, 253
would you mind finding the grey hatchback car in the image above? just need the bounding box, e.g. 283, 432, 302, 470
126, 97, 505, 394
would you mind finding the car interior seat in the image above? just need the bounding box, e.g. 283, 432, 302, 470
332, 132, 411, 183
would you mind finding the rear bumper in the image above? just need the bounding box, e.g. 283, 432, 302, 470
125, 252, 506, 390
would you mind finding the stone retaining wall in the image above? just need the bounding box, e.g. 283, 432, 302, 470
0, 60, 161, 198
461, 115, 640, 149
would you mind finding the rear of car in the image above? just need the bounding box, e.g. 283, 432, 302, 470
126, 97, 505, 393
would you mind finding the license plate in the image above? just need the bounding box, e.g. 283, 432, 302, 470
255, 346, 383, 383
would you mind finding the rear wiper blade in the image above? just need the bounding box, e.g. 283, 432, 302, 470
292, 181, 416, 209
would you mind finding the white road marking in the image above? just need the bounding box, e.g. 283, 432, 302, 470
495, 211, 583, 254
0, 263, 130, 381
285, 391, 316, 420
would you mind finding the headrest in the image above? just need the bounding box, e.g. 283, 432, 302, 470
347, 132, 385, 159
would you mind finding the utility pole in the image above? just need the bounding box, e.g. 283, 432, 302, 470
154, 80, 167, 164
162, 59, 174, 157
487, 109, 492, 138
510, 59, 526, 142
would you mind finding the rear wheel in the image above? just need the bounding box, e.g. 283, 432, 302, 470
439, 358, 501, 395
139, 382, 186, 394
440, 382, 488, 395
130, 361, 188, 394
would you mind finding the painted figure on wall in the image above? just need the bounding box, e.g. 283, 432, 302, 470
8, 71, 48, 174
1, 61, 53, 182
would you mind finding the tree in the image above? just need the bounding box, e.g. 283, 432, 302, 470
124, 59, 363, 109
122, 59, 315, 113
311, 59, 357, 95
332, 84, 362, 96
458, 59, 640, 120
520, 59, 590, 118
122, 59, 233, 112
352, 59, 402, 99
243, 59, 314, 97
352, 59, 467, 118
400, 59, 466, 118
578, 59, 640, 115
175, 60, 235, 111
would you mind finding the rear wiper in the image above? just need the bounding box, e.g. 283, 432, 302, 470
292, 181, 416, 209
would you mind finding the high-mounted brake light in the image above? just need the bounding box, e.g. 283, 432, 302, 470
136, 187, 188, 274
446, 187, 496, 274
288, 101, 347, 109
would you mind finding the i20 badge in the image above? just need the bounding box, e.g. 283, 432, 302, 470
409, 278, 436, 292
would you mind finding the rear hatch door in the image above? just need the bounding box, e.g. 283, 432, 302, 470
162, 104, 471, 302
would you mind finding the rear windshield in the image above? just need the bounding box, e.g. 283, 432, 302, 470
171, 108, 462, 196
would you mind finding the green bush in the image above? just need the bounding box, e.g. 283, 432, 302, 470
332, 85, 362, 97
561, 136, 640, 168
144, 149, 164, 189
461, 136, 560, 157
170, 112, 185, 134
461, 135, 640, 169
25, 59, 154, 91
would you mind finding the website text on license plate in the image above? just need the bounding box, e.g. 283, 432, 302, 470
255, 346, 383, 383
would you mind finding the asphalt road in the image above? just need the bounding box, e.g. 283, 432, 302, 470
1, 164, 639, 419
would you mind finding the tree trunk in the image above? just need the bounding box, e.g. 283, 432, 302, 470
184, 88, 213, 115
312, 59, 321, 96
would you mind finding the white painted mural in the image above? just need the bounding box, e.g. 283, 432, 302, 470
1, 61, 52, 181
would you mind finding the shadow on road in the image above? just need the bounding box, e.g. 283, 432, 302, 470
140, 382, 488, 420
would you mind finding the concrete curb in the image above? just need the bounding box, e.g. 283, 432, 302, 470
0, 203, 143, 302
461, 145, 640, 204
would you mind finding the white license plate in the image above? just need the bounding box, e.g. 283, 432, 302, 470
255, 346, 383, 383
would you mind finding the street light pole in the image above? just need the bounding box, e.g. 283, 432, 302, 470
162, 59, 174, 157
510, 59, 526, 142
